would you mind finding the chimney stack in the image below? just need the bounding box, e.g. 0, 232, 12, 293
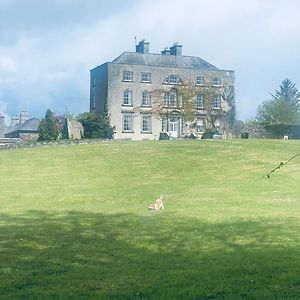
170, 43, 183, 56
11, 114, 20, 127
20, 110, 29, 123
136, 40, 150, 54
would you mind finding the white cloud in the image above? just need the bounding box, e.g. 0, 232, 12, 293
0, 55, 16, 72
0, 0, 299, 120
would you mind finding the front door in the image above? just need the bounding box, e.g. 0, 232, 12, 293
169, 117, 178, 138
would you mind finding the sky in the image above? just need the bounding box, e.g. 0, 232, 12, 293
0, 0, 300, 123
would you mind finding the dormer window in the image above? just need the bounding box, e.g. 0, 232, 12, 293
123, 71, 133, 82
164, 74, 182, 85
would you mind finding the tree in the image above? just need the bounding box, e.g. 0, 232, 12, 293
38, 109, 60, 141
256, 79, 300, 125
76, 112, 114, 139
137, 78, 235, 137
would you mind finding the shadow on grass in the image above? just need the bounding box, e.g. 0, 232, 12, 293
1, 211, 300, 299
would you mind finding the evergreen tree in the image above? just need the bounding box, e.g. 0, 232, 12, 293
256, 79, 300, 125
38, 109, 60, 141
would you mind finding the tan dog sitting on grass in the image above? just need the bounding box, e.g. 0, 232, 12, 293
148, 195, 164, 211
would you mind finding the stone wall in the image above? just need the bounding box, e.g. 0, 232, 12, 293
64, 119, 84, 140
234, 121, 300, 139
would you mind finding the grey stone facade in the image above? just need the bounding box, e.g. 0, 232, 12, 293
90, 41, 234, 140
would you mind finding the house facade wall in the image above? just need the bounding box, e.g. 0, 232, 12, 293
90, 63, 108, 115
91, 46, 234, 140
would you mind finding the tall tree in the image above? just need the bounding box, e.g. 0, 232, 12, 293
38, 109, 59, 141
256, 79, 300, 125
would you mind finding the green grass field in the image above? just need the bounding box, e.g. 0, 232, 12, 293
1, 139, 300, 299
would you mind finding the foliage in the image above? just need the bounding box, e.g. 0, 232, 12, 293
38, 109, 60, 141
76, 112, 114, 139
1, 140, 300, 299
140, 78, 236, 136
256, 79, 300, 125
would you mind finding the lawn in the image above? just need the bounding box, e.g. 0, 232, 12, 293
0, 139, 300, 299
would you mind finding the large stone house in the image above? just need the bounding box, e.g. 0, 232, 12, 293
90, 40, 234, 140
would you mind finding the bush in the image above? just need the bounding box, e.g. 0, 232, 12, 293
76, 112, 114, 139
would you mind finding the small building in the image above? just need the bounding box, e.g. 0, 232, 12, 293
5, 118, 40, 142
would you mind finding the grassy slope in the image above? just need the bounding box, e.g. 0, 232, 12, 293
0, 139, 300, 299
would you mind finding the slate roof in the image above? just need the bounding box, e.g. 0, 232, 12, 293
111, 52, 219, 70
5, 118, 40, 134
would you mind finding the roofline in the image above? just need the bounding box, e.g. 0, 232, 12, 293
112, 51, 220, 69
90, 52, 235, 73
90, 62, 108, 72
108, 61, 235, 73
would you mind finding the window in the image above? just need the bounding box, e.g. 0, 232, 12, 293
212, 77, 221, 86
196, 76, 204, 85
123, 71, 133, 82
196, 119, 204, 133
164, 74, 182, 85
92, 78, 96, 87
141, 72, 151, 83
213, 95, 221, 109
122, 113, 133, 132
91, 94, 96, 109
142, 91, 151, 106
123, 90, 132, 105
164, 90, 177, 107
196, 94, 203, 108
141, 114, 151, 133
